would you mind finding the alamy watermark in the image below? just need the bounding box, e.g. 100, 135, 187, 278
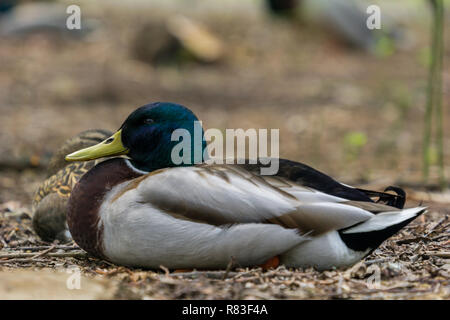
66, 4, 382, 32
66, 265, 81, 290
366, 5, 381, 30
171, 121, 280, 175
66, 5, 81, 30
346, 261, 419, 290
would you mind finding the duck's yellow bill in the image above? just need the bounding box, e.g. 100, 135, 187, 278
65, 130, 129, 161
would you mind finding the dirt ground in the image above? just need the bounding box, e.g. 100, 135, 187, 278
0, 0, 449, 299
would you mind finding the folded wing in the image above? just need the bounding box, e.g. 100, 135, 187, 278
133, 164, 385, 235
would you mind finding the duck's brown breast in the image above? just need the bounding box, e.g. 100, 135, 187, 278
67, 158, 142, 258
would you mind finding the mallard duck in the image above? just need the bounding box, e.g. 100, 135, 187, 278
65, 102, 426, 270
32, 129, 112, 242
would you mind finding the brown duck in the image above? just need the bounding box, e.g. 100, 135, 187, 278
32, 129, 112, 241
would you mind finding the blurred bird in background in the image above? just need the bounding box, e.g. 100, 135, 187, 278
266, 0, 405, 55
32, 129, 112, 242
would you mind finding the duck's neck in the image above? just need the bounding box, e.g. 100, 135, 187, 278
67, 158, 143, 258
129, 155, 206, 173
128, 160, 166, 173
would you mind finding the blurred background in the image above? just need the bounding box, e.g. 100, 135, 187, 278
0, 0, 449, 205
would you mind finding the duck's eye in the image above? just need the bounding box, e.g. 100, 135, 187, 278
143, 118, 154, 125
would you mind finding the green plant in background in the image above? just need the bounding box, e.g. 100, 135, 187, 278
344, 131, 368, 161
374, 35, 396, 58
418, 47, 431, 68
423, 0, 446, 189
374, 83, 413, 167
390, 83, 413, 121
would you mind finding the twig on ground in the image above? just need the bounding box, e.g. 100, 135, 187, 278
223, 256, 236, 280
159, 265, 170, 277
9, 245, 79, 251
364, 258, 389, 265
234, 276, 261, 283
430, 234, 448, 242
0, 235, 7, 248
30, 245, 56, 259
0, 258, 49, 264
425, 216, 448, 236
170, 270, 238, 280
424, 251, 450, 258
0, 250, 87, 260
231, 268, 262, 280
397, 237, 429, 245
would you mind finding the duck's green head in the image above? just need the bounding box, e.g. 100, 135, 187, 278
65, 102, 207, 172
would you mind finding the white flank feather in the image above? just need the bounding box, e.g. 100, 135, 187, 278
342, 207, 427, 234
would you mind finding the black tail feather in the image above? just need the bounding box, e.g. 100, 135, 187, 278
356, 185, 406, 209
339, 207, 426, 253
